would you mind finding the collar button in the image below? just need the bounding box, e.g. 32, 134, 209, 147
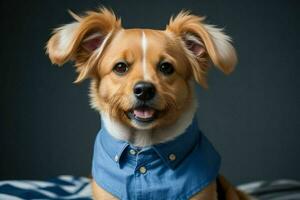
114, 155, 119, 162
168, 153, 176, 161
129, 149, 137, 155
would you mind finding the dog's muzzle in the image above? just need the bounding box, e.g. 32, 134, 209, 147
125, 81, 159, 123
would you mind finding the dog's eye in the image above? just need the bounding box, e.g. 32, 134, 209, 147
158, 62, 174, 75
113, 62, 129, 75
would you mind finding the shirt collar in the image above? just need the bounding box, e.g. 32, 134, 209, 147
99, 117, 200, 169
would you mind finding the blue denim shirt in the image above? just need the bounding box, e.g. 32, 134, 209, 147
92, 119, 221, 200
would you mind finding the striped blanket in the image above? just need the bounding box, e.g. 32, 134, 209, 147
0, 176, 91, 200
0, 176, 299, 200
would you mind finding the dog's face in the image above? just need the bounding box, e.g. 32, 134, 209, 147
94, 29, 193, 130
46, 8, 236, 132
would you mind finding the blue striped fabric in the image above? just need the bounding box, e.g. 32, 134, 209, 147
239, 179, 300, 200
0, 176, 92, 200
0, 176, 299, 200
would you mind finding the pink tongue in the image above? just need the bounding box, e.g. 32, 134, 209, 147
133, 108, 155, 119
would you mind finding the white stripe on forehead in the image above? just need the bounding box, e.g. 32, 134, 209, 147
141, 31, 150, 80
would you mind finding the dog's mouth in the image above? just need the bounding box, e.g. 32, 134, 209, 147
126, 106, 159, 123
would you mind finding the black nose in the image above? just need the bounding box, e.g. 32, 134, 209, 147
133, 81, 156, 101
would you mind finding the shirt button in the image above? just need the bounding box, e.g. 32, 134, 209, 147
139, 166, 147, 174
114, 155, 119, 162
129, 149, 137, 155
168, 153, 176, 161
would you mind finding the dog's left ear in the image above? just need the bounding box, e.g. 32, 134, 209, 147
166, 11, 237, 87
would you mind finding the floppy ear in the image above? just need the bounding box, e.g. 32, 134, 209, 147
166, 11, 237, 87
46, 8, 121, 83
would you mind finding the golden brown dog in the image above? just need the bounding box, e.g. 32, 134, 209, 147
46, 7, 251, 200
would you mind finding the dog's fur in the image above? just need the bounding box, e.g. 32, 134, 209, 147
46, 7, 250, 200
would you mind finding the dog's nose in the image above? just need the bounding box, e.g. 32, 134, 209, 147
133, 81, 156, 101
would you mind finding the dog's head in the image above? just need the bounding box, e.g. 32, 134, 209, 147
46, 8, 236, 136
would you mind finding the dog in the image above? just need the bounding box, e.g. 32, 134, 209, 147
46, 7, 251, 200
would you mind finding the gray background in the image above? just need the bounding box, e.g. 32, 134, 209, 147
1, 0, 299, 185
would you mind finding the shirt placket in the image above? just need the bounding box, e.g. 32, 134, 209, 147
131, 148, 152, 200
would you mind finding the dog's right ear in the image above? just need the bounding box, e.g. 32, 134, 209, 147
46, 8, 121, 82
